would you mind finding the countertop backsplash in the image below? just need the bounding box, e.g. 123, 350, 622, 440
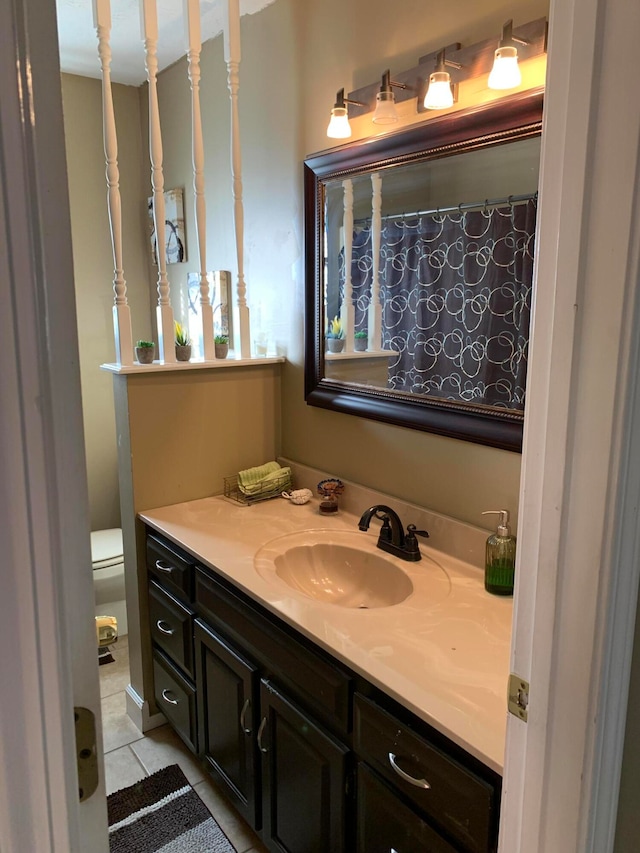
279, 456, 488, 570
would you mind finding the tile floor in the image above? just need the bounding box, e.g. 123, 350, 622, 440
101, 636, 269, 853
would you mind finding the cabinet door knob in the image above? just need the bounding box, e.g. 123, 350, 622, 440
257, 717, 269, 753
240, 698, 252, 734
156, 620, 175, 636
155, 560, 173, 574
161, 689, 179, 706
388, 752, 431, 789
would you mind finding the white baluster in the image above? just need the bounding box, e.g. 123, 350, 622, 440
341, 179, 354, 351
184, 0, 215, 360
141, 0, 176, 363
369, 172, 383, 349
93, 0, 134, 366
224, 0, 251, 358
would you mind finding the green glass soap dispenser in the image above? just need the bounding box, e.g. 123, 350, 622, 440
481, 510, 516, 595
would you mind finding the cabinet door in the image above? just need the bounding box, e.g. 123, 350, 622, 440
356, 763, 458, 853
195, 619, 260, 827
259, 679, 349, 853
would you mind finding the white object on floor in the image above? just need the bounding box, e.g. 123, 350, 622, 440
91, 528, 127, 635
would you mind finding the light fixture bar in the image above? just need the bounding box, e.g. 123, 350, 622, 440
327, 17, 547, 129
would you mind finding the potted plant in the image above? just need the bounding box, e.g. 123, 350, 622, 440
214, 334, 229, 359
135, 340, 155, 364
354, 330, 368, 352
174, 321, 192, 362
326, 316, 345, 353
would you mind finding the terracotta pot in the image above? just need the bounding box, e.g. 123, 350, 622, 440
175, 344, 191, 362
215, 343, 229, 359
135, 346, 155, 364
354, 338, 368, 352
326, 338, 345, 353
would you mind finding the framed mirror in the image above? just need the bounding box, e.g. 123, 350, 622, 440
304, 88, 543, 452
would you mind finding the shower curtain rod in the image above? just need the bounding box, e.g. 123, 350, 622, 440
363, 191, 538, 224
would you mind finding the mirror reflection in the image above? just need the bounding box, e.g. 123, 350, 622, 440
323, 137, 540, 413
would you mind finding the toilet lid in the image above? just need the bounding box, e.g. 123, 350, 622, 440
91, 528, 124, 570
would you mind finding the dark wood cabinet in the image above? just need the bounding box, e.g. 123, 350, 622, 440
354, 693, 496, 853
194, 618, 260, 827
356, 763, 458, 853
152, 649, 198, 753
259, 678, 349, 853
145, 527, 501, 853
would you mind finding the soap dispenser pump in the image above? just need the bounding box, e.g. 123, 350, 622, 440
482, 510, 516, 596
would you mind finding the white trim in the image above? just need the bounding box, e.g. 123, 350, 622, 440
126, 684, 167, 732
501, 0, 640, 850
100, 355, 284, 374
585, 120, 640, 853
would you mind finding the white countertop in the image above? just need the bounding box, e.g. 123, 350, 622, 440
139, 495, 513, 774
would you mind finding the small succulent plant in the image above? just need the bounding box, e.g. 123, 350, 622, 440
174, 321, 190, 346
214, 334, 229, 345
354, 330, 368, 339
136, 340, 154, 348
326, 316, 344, 339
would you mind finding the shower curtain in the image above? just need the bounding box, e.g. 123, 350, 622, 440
341, 198, 537, 409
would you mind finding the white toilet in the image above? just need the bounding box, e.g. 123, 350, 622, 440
91, 528, 128, 636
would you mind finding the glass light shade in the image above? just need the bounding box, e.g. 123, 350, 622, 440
488, 46, 521, 90
423, 71, 454, 110
372, 91, 398, 125
327, 106, 351, 139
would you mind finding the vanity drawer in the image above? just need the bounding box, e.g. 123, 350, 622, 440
354, 694, 496, 853
195, 566, 352, 734
149, 580, 195, 679
153, 649, 197, 753
356, 762, 457, 853
147, 533, 194, 604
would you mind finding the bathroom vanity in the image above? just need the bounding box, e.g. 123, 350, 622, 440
139, 495, 512, 853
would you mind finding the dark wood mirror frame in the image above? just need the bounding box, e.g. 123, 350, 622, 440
304, 87, 543, 453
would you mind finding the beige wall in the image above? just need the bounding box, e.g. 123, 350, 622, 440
62, 74, 152, 531
114, 365, 281, 711
154, 0, 549, 530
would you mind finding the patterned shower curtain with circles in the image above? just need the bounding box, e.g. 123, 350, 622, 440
344, 198, 537, 410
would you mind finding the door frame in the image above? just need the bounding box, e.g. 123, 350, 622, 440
500, 0, 640, 850
0, 0, 108, 848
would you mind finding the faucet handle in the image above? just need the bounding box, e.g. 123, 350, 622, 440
404, 524, 429, 557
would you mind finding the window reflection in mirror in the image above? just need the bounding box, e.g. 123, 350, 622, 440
323, 137, 540, 412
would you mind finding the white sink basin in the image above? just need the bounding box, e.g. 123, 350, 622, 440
254, 529, 415, 608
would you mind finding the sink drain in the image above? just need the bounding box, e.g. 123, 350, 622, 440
358, 604, 369, 609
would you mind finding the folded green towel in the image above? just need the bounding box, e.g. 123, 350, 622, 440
238, 461, 291, 496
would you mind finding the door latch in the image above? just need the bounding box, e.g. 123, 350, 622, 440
508, 674, 529, 722
74, 707, 99, 802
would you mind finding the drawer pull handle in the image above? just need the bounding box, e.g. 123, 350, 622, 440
156, 620, 175, 636
161, 689, 179, 706
240, 698, 252, 735
257, 717, 268, 753
388, 752, 431, 790
155, 560, 173, 574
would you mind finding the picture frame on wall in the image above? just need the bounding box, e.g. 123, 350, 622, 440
148, 188, 187, 265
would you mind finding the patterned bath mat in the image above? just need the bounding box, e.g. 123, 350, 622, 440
107, 764, 237, 852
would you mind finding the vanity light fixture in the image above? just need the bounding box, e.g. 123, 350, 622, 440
488, 19, 529, 90
372, 70, 408, 125
326, 88, 367, 139
324, 17, 546, 134
423, 49, 462, 110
